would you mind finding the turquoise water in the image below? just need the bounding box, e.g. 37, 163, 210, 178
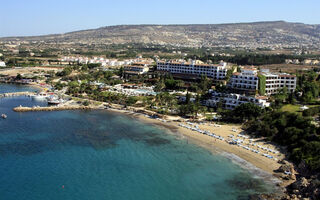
0, 84, 276, 200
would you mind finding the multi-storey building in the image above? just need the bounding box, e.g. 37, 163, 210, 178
124, 62, 150, 76
260, 69, 297, 95
204, 91, 269, 109
228, 68, 259, 93
228, 68, 297, 95
156, 60, 227, 80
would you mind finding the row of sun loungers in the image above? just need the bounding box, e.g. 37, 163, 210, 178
179, 123, 278, 161
231, 134, 279, 154
179, 123, 225, 141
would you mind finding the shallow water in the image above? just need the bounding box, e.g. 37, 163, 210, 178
0, 84, 277, 200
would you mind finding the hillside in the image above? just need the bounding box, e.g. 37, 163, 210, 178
1, 21, 320, 49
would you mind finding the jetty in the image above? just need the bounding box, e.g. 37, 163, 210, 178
0, 92, 35, 98
13, 105, 95, 112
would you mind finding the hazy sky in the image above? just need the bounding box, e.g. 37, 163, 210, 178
1, 0, 319, 37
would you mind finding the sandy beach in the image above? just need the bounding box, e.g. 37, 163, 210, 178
105, 107, 292, 188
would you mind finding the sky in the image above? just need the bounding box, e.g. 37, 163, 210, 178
0, 0, 320, 37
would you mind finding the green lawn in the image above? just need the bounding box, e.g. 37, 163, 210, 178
280, 104, 301, 113
280, 104, 318, 114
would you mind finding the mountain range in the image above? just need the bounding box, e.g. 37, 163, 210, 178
1, 21, 320, 49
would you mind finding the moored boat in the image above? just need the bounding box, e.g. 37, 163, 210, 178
47, 96, 64, 105
31, 92, 48, 101
47, 99, 62, 105
1, 114, 7, 119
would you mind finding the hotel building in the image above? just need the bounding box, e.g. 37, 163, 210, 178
228, 68, 259, 93
204, 91, 270, 109
260, 69, 297, 95
124, 62, 150, 76
228, 68, 297, 95
156, 60, 227, 80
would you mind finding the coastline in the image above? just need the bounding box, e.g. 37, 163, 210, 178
105, 108, 292, 191
0, 82, 291, 197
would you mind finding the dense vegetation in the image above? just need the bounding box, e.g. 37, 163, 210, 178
245, 111, 320, 171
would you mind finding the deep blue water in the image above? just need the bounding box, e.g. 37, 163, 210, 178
0, 83, 39, 93
0, 84, 276, 200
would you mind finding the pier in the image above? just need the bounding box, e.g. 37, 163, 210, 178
13, 105, 95, 112
0, 92, 35, 98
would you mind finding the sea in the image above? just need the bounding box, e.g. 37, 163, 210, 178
0, 83, 279, 200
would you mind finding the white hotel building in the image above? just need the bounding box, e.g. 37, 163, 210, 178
260, 69, 297, 95
204, 91, 270, 109
228, 68, 259, 93
228, 68, 297, 95
124, 63, 150, 75
156, 60, 227, 80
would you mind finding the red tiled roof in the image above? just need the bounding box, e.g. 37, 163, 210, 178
255, 96, 268, 100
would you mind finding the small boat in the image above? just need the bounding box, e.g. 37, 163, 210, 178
1, 114, 7, 119
47, 96, 64, 105
32, 92, 48, 101
47, 99, 62, 105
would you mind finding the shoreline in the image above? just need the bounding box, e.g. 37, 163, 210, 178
0, 83, 291, 196
105, 107, 293, 191
1, 87, 290, 178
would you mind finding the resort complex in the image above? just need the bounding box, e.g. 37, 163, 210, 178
0, 58, 299, 110
2, 1, 320, 199
0, 52, 318, 200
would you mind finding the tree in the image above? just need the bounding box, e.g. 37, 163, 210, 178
225, 66, 236, 82
221, 103, 262, 123
81, 65, 88, 71
117, 67, 124, 77
57, 67, 72, 76
176, 80, 185, 90
185, 92, 191, 104
126, 96, 138, 106
88, 63, 101, 69
154, 80, 165, 92
198, 75, 211, 94
83, 100, 90, 106
16, 73, 22, 80
245, 111, 320, 171
164, 77, 177, 90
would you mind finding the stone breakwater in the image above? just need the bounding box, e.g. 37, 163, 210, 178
13, 105, 94, 112
0, 92, 35, 98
